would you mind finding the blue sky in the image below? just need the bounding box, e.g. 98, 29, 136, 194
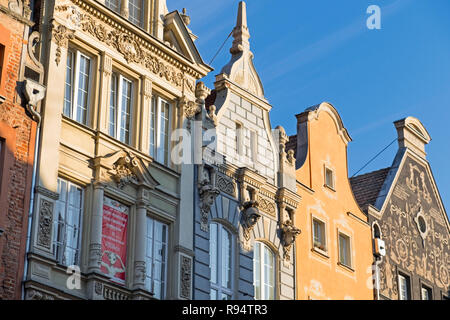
168, 0, 450, 214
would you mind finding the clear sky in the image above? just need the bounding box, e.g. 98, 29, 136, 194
167, 0, 450, 215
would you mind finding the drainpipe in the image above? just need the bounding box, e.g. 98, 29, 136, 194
21, 84, 44, 300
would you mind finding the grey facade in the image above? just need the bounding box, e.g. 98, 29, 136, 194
192, 2, 300, 300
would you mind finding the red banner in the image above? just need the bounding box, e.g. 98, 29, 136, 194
101, 197, 128, 285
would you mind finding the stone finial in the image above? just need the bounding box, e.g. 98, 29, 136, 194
230, 1, 250, 54
181, 8, 191, 26
195, 81, 210, 100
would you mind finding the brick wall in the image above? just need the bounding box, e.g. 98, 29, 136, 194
0, 12, 36, 300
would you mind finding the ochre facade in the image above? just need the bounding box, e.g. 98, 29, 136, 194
290, 103, 374, 300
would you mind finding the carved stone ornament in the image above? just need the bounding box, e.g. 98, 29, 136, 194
88, 243, 102, 270
134, 261, 146, 284
281, 220, 301, 261
241, 200, 261, 242
51, 22, 74, 66
8, 0, 31, 18
180, 256, 192, 299
94, 282, 103, 295
199, 183, 220, 232
37, 198, 54, 250
195, 81, 210, 101
216, 174, 235, 197
26, 289, 55, 300
180, 95, 200, 120
207, 105, 218, 126
108, 155, 139, 189
257, 197, 276, 216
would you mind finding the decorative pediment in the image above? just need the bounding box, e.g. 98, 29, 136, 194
94, 150, 159, 190
163, 10, 206, 66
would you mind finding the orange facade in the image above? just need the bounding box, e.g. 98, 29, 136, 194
291, 103, 374, 300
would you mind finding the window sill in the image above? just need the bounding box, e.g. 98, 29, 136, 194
312, 246, 329, 258
323, 184, 336, 192
337, 261, 354, 272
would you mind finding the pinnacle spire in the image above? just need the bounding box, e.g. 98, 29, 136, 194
230, 1, 251, 54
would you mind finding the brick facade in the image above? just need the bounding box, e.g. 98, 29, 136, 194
0, 1, 37, 299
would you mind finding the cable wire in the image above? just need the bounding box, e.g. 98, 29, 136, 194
208, 29, 233, 66
350, 138, 397, 178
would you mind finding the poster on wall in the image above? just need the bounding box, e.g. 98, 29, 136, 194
101, 196, 129, 285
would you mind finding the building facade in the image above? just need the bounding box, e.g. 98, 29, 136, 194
350, 117, 450, 300
0, 0, 46, 299
287, 103, 374, 300
193, 1, 301, 300
23, 0, 211, 300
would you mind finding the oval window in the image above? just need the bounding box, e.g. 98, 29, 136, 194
418, 216, 426, 233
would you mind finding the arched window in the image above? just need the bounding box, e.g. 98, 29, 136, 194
210, 223, 234, 299
253, 242, 276, 300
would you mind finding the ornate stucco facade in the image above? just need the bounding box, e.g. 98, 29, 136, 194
288, 103, 374, 300
350, 117, 450, 300
0, 0, 448, 302
23, 0, 211, 300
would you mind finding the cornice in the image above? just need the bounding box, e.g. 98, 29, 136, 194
58, 0, 207, 79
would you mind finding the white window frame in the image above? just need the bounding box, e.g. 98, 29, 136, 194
253, 241, 276, 300
210, 222, 234, 300
338, 232, 352, 268
312, 218, 327, 252
64, 49, 92, 126
109, 72, 134, 144
53, 178, 84, 267
128, 0, 144, 27
235, 122, 243, 156
149, 95, 172, 166
324, 166, 335, 190
421, 285, 432, 300
398, 274, 411, 300
145, 216, 168, 300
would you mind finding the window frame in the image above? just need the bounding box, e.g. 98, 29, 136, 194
398, 273, 411, 300
253, 241, 276, 300
149, 95, 172, 166
421, 285, 432, 300
53, 177, 84, 267
312, 217, 327, 253
338, 231, 352, 269
128, 0, 145, 28
235, 122, 243, 157
324, 165, 335, 190
145, 215, 169, 300
64, 48, 93, 126
109, 71, 135, 145
209, 222, 235, 300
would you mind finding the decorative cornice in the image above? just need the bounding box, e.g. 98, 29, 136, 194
56, 0, 204, 79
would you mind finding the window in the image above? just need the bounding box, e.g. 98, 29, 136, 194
54, 178, 84, 266
338, 233, 351, 268
0, 138, 3, 186
64, 49, 92, 126
145, 217, 168, 299
247, 130, 257, 162
235, 122, 243, 156
421, 285, 432, 300
128, 0, 144, 27
398, 274, 411, 300
312, 218, 326, 251
109, 72, 133, 144
105, 0, 120, 13
149, 96, 172, 166
325, 167, 335, 189
254, 242, 275, 300
105, 0, 144, 28
210, 223, 233, 300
